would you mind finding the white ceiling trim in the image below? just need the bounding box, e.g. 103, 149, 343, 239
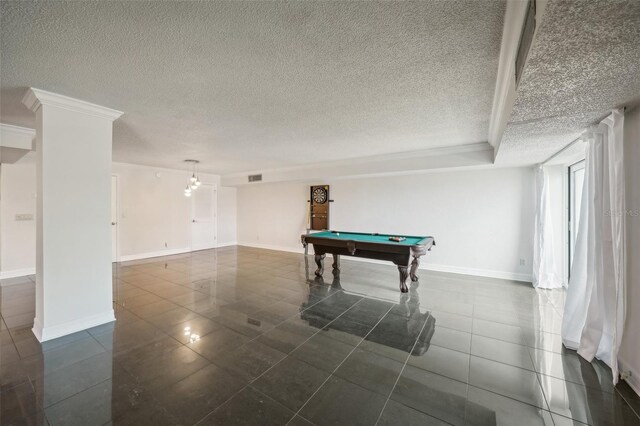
22, 88, 123, 121
222, 142, 494, 186
488, 0, 531, 153
0, 123, 35, 149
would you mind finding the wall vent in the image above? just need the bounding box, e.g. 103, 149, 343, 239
248, 174, 262, 182
515, 0, 536, 87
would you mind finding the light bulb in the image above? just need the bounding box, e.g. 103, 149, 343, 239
195, 178, 201, 186
190, 173, 197, 183
191, 183, 198, 190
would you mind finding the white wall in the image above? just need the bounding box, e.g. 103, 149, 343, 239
217, 186, 237, 246
1, 160, 237, 276
620, 104, 640, 394
237, 167, 535, 281
0, 157, 37, 277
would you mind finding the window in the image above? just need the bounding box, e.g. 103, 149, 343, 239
568, 160, 585, 276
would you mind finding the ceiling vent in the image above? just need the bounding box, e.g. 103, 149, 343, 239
515, 0, 536, 87
248, 174, 262, 182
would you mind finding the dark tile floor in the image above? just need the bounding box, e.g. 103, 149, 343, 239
1, 246, 639, 425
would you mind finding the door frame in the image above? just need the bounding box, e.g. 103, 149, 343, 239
111, 174, 120, 263
190, 183, 217, 251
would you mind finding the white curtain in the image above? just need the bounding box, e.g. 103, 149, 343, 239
561, 109, 626, 384
533, 166, 563, 289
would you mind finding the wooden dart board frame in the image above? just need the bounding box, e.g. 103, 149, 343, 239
309, 185, 331, 230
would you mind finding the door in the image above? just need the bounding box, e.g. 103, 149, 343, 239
191, 184, 217, 251
111, 175, 118, 262
568, 160, 585, 275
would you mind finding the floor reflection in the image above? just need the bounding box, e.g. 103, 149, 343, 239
301, 273, 436, 357
1, 247, 639, 425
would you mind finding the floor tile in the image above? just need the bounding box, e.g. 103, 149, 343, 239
465, 385, 555, 426
390, 364, 468, 426
430, 326, 472, 353
377, 399, 449, 426
187, 327, 251, 360
36, 351, 114, 408
471, 334, 535, 371
468, 356, 547, 409
340, 298, 393, 327
472, 318, 525, 344
256, 319, 318, 354
300, 375, 388, 426
529, 347, 615, 393
199, 386, 295, 426
539, 375, 640, 425
212, 340, 287, 382
253, 357, 330, 412
287, 415, 316, 426
0, 381, 43, 425
407, 344, 470, 383
290, 332, 355, 373
165, 316, 223, 343
44, 380, 115, 426
319, 317, 373, 346
121, 345, 210, 391
1, 248, 635, 426
159, 364, 246, 425
334, 347, 404, 396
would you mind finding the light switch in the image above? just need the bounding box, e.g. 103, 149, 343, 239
15, 214, 34, 221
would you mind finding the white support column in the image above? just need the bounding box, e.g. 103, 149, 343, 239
22, 88, 123, 342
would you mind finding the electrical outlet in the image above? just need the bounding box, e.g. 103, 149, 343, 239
15, 214, 34, 221
519, 258, 525, 266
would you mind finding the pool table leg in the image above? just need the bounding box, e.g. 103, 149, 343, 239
332, 254, 340, 271
410, 256, 420, 282
398, 266, 409, 293
314, 254, 325, 276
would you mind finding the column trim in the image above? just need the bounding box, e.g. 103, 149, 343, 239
22, 88, 123, 121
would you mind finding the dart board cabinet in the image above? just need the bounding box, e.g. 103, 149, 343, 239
309, 185, 330, 230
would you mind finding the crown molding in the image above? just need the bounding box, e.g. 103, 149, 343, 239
0, 123, 35, 151
22, 88, 123, 121
0, 123, 36, 138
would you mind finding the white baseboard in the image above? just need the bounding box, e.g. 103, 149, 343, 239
216, 241, 238, 248
425, 263, 532, 283
119, 247, 192, 262
237, 242, 533, 283
238, 242, 303, 254
618, 357, 640, 397
0, 268, 36, 281
32, 309, 115, 342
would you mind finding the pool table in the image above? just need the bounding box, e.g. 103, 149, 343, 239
300, 231, 435, 292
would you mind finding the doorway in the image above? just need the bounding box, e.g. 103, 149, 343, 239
111, 175, 119, 262
191, 184, 217, 251
568, 160, 585, 276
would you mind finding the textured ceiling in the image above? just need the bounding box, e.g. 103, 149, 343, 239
495, 0, 640, 165
1, 1, 505, 174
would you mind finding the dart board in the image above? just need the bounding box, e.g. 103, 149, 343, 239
309, 185, 330, 230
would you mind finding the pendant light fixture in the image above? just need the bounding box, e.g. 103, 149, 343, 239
184, 159, 200, 197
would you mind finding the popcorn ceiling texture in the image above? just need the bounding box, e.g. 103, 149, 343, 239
495, 0, 640, 165
0, 1, 505, 174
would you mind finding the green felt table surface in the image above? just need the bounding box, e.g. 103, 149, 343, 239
308, 231, 429, 246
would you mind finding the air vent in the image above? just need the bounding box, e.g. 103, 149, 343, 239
515, 0, 536, 86
248, 174, 262, 182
